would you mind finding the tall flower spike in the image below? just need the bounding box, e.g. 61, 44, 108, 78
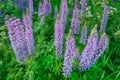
23, 13, 35, 56
26, 0, 29, 8
54, 6, 58, 19
15, 19, 28, 62
18, 0, 24, 11
70, 5, 80, 34
91, 33, 108, 65
6, 18, 28, 62
79, 25, 98, 71
80, 23, 87, 45
29, 0, 34, 16
81, 0, 86, 16
43, 0, 51, 16
100, 4, 109, 33
60, 0, 68, 28
38, 2, 43, 17
54, 14, 64, 58
62, 30, 77, 77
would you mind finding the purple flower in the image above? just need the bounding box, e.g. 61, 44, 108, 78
100, 4, 109, 33
62, 30, 77, 77
23, 13, 35, 56
26, 0, 29, 8
79, 25, 98, 71
6, 17, 28, 62
29, 0, 34, 16
91, 33, 108, 65
80, 23, 87, 45
81, 0, 86, 16
43, 0, 51, 16
38, 2, 43, 16
70, 6, 80, 34
18, 0, 24, 11
60, 0, 68, 28
54, 14, 64, 57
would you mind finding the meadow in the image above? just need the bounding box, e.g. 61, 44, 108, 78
0, 0, 120, 80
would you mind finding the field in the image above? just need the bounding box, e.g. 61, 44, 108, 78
0, 0, 120, 80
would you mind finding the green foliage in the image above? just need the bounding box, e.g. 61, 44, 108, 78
0, 0, 120, 80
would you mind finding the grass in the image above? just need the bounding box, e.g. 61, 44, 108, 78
0, 0, 120, 80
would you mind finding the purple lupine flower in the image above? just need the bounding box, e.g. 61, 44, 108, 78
80, 24, 87, 45
70, 5, 80, 34
43, 0, 51, 16
29, 0, 34, 16
18, 0, 24, 11
91, 33, 108, 66
81, 0, 86, 16
54, 6, 58, 19
38, 2, 43, 16
54, 14, 64, 57
23, 13, 35, 56
60, 0, 68, 28
6, 17, 28, 62
100, 4, 109, 33
15, 19, 28, 62
1, 0, 6, 2
79, 25, 98, 71
26, 0, 29, 8
0, 10, 2, 16
113, 0, 117, 2
62, 30, 77, 77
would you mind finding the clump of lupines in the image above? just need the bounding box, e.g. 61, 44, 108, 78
90, 33, 108, 66
29, 0, 34, 16
23, 13, 35, 56
38, 2, 43, 16
70, 5, 80, 34
62, 30, 77, 77
79, 25, 98, 71
54, 14, 64, 58
80, 23, 87, 45
100, 4, 109, 33
5, 16, 28, 62
60, 0, 68, 28
54, 6, 58, 19
81, 0, 86, 16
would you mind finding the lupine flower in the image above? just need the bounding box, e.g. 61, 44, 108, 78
23, 13, 35, 56
81, 0, 86, 16
100, 4, 109, 33
70, 5, 80, 34
1, 0, 6, 2
15, 19, 29, 61
43, 0, 51, 16
54, 6, 58, 19
113, 0, 117, 2
54, 14, 64, 58
38, 2, 43, 16
62, 30, 77, 77
60, 0, 68, 28
91, 33, 108, 66
80, 23, 87, 45
79, 25, 98, 71
0, 10, 2, 16
5, 17, 28, 62
26, 0, 29, 8
29, 0, 34, 16
18, 0, 24, 11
